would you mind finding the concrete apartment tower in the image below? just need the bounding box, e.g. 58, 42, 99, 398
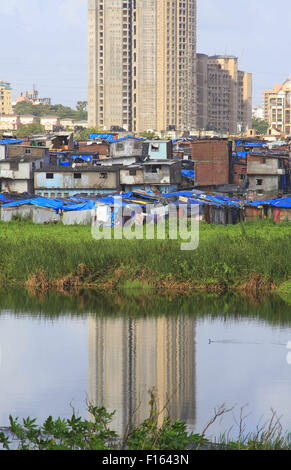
0, 82, 13, 116
263, 78, 291, 135
196, 54, 252, 134
88, 0, 197, 134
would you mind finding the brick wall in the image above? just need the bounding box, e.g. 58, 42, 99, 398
233, 162, 247, 185
8, 146, 47, 158
190, 140, 230, 186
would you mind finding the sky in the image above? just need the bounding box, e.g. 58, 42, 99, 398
1, 0, 291, 109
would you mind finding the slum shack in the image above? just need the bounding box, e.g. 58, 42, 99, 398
268, 197, 291, 223
243, 197, 291, 222
93, 196, 148, 229
0, 195, 96, 225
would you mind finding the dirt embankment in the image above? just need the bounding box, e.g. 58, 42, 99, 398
22, 264, 283, 301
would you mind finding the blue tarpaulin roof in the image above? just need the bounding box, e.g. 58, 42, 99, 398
236, 151, 247, 159
270, 197, 291, 208
98, 195, 142, 208
236, 141, 267, 147
1, 191, 291, 214
244, 197, 291, 209
89, 133, 115, 141
198, 194, 242, 208
182, 170, 195, 180
0, 139, 24, 145
111, 136, 147, 143
2, 196, 96, 212
162, 190, 203, 198
187, 198, 206, 206
98, 196, 127, 206
0, 194, 13, 202
71, 155, 92, 162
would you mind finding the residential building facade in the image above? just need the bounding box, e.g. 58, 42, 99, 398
247, 153, 290, 199
263, 78, 291, 135
0, 82, 13, 116
88, 0, 197, 133
0, 115, 19, 132
34, 166, 121, 197
196, 54, 252, 134
0, 156, 46, 194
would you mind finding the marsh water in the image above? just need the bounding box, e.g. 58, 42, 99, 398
0, 288, 291, 441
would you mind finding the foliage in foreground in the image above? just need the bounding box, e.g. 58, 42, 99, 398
1, 399, 291, 451
0, 403, 204, 451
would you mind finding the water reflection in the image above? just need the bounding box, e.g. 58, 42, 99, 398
0, 288, 290, 438
0, 288, 290, 324
88, 316, 196, 435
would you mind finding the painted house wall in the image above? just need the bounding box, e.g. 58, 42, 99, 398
0, 160, 44, 193
62, 209, 93, 226
34, 170, 119, 191
143, 163, 182, 185
110, 139, 148, 159
120, 168, 144, 185
247, 156, 280, 175
0, 145, 6, 161
0, 179, 32, 193
35, 188, 116, 198
101, 156, 139, 166
248, 175, 279, 193
0, 160, 43, 180
148, 141, 172, 160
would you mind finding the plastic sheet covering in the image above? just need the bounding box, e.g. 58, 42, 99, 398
2, 196, 96, 212
71, 155, 92, 162
98, 196, 127, 206
162, 191, 203, 198
244, 197, 291, 209
0, 194, 12, 202
89, 134, 115, 141
269, 197, 291, 208
0, 139, 24, 145
182, 170, 195, 179
236, 151, 247, 158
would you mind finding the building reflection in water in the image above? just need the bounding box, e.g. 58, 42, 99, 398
88, 316, 196, 436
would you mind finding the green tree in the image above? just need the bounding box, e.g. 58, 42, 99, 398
13, 102, 88, 121
140, 131, 159, 139
14, 101, 36, 116
252, 118, 269, 135
76, 101, 88, 112
15, 122, 45, 138
74, 127, 103, 141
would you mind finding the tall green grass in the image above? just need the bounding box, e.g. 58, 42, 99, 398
0, 220, 290, 289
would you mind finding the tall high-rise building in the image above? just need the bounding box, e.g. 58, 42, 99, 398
196, 54, 252, 134
0, 82, 13, 116
88, 0, 197, 134
263, 78, 291, 135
